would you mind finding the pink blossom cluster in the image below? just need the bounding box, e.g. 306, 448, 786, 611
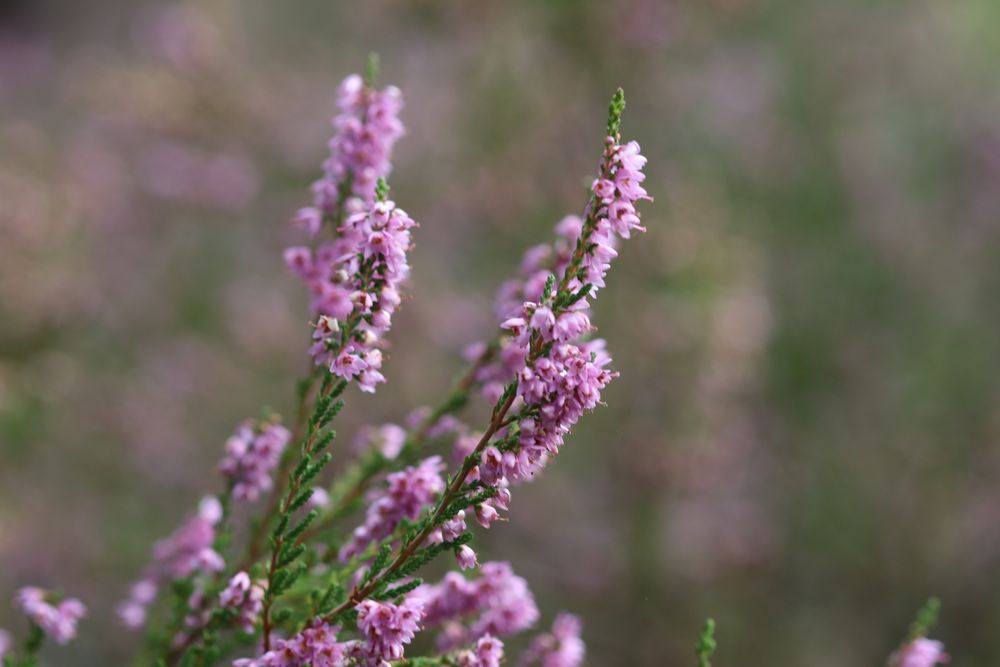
234, 599, 424, 667
518, 613, 585, 667
339, 456, 446, 561
118, 496, 224, 628
109, 83, 650, 667
283, 70, 411, 393
412, 562, 539, 649
0, 629, 10, 660
494, 215, 583, 324
117, 580, 158, 629
15, 587, 87, 645
149, 495, 226, 579
585, 138, 649, 279
219, 572, 267, 633
297, 73, 404, 229
356, 598, 424, 664
342, 447, 507, 570
470, 215, 584, 403
454, 634, 505, 667
233, 620, 349, 667
219, 419, 291, 503
894, 638, 949, 667
285, 197, 416, 393
484, 335, 616, 486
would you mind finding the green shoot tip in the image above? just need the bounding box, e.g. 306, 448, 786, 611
607, 87, 626, 137
375, 178, 390, 202
696, 618, 717, 667
365, 53, 380, 86
907, 597, 941, 642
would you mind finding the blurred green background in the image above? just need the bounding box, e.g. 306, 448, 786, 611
1, 0, 999, 665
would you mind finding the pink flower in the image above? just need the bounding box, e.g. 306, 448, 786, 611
607, 199, 642, 238
198, 495, 224, 524
331, 349, 367, 380
895, 638, 949, 667
284, 74, 413, 394
476, 634, 505, 667
411, 562, 539, 649
339, 457, 446, 561
553, 311, 591, 342
356, 598, 424, 663
500, 317, 528, 339
219, 420, 291, 503
456, 634, 505, 667
16, 587, 87, 645
591, 178, 615, 200
292, 207, 323, 237
518, 613, 585, 667
117, 579, 157, 629
283, 246, 313, 277
309, 486, 331, 509
312, 283, 354, 322
505, 341, 617, 482
469, 131, 646, 427
234, 620, 349, 667
475, 503, 499, 529
530, 305, 556, 340
294, 199, 415, 388
219, 572, 266, 633
479, 446, 504, 486
310, 73, 405, 208
456, 545, 479, 570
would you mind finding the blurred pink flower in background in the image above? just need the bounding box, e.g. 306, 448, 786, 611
139, 142, 259, 210
893, 638, 949, 667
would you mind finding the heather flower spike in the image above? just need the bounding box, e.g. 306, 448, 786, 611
0, 61, 950, 667
219, 418, 291, 503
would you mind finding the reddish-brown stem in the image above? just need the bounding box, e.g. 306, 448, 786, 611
293, 349, 490, 546
325, 387, 518, 619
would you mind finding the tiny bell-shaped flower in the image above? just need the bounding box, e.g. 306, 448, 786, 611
456, 545, 478, 570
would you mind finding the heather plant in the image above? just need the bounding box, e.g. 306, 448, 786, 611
0, 59, 951, 667
1, 59, 635, 667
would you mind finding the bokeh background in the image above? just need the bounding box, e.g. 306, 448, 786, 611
2, 1, 999, 665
